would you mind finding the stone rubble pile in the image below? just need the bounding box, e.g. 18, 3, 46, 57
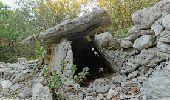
0, 58, 53, 100
1, 0, 170, 99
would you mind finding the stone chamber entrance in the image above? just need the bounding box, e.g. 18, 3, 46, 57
71, 36, 112, 86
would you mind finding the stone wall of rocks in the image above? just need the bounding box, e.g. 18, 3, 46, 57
92, 0, 170, 99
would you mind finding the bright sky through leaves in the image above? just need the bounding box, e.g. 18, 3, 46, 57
1, 0, 18, 9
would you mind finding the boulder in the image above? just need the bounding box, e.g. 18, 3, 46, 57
22, 8, 111, 47
132, 6, 161, 29
133, 35, 155, 50
91, 78, 110, 93
49, 38, 74, 85
151, 21, 164, 35
94, 32, 120, 50
120, 39, 133, 49
132, 0, 170, 29
32, 83, 53, 100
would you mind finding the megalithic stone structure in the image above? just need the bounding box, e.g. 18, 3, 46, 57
22, 8, 111, 47
22, 8, 112, 85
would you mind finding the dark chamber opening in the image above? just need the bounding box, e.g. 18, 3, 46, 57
71, 36, 110, 86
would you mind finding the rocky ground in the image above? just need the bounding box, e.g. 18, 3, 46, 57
1, 0, 170, 100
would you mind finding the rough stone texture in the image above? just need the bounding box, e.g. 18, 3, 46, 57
120, 39, 133, 49
32, 82, 53, 100
157, 41, 170, 53
162, 14, 170, 30
4, 1, 170, 99
133, 35, 155, 50
0, 80, 12, 89
132, 6, 162, 29
94, 32, 121, 50
22, 8, 111, 47
151, 21, 164, 35
142, 62, 170, 100
0, 59, 46, 100
49, 38, 74, 85
121, 48, 170, 74
132, 0, 170, 29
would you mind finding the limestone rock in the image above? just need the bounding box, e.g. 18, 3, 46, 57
132, 6, 161, 29
132, 0, 170, 29
121, 48, 169, 74
157, 42, 170, 53
158, 33, 170, 43
151, 21, 164, 36
133, 35, 155, 50
49, 38, 74, 85
128, 25, 140, 34
140, 30, 155, 35
94, 32, 120, 50
22, 8, 111, 47
107, 88, 119, 99
68, 94, 83, 100
162, 14, 170, 30
18, 87, 32, 99
125, 34, 139, 42
0, 80, 12, 89
32, 83, 52, 100
91, 78, 110, 93
120, 39, 133, 49
143, 62, 170, 99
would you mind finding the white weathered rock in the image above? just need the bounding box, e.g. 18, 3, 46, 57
120, 39, 133, 49
133, 35, 155, 50
94, 32, 120, 49
10, 83, 20, 92
143, 62, 170, 99
132, 0, 170, 29
158, 34, 170, 43
22, 8, 111, 47
151, 21, 164, 36
32, 83, 52, 100
0, 80, 12, 89
49, 38, 74, 85
128, 71, 138, 79
107, 88, 119, 99
18, 87, 32, 99
132, 6, 161, 29
157, 42, 170, 52
97, 94, 104, 100
162, 14, 170, 30
128, 25, 140, 34
91, 78, 110, 93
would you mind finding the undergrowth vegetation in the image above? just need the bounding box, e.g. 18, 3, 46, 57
43, 60, 89, 100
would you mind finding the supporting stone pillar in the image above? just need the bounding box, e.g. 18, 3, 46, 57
49, 38, 74, 85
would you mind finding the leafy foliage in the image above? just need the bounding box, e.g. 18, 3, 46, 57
43, 60, 89, 99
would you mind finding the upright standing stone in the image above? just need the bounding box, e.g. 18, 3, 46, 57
49, 38, 74, 85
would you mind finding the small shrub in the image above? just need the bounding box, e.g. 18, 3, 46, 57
43, 60, 89, 99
